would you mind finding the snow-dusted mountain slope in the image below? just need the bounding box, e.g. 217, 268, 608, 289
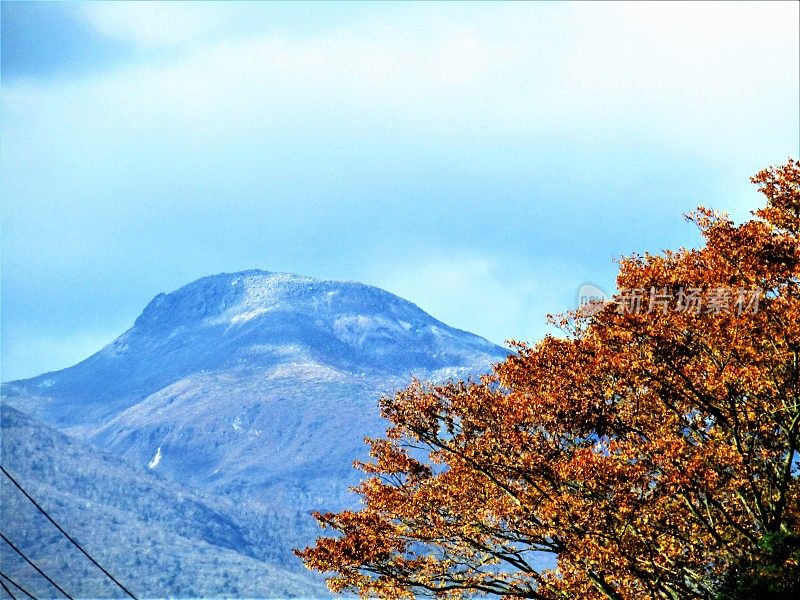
2, 270, 508, 513
0, 404, 327, 598
3, 270, 503, 423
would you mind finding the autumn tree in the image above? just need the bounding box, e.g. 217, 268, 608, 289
296, 160, 800, 599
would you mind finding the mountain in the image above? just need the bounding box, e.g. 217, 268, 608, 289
1, 270, 508, 594
3, 270, 501, 428
2, 270, 507, 513
0, 404, 327, 598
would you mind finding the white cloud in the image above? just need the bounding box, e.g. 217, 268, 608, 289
369, 255, 579, 347
7, 1, 797, 146
81, 1, 225, 47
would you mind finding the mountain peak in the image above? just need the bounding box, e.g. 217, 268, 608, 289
131, 269, 457, 342
134, 270, 313, 329
3, 269, 507, 427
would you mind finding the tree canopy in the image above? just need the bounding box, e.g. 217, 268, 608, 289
296, 160, 800, 599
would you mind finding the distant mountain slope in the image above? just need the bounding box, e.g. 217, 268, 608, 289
89, 368, 391, 512
0, 404, 327, 598
2, 270, 508, 512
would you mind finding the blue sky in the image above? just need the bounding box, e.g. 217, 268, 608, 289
1, 1, 798, 381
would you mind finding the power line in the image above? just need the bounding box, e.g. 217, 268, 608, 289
0, 466, 138, 600
0, 579, 17, 600
0, 572, 37, 600
0, 532, 73, 600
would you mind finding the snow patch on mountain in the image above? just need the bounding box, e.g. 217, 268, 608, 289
148, 446, 162, 469
228, 307, 271, 325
